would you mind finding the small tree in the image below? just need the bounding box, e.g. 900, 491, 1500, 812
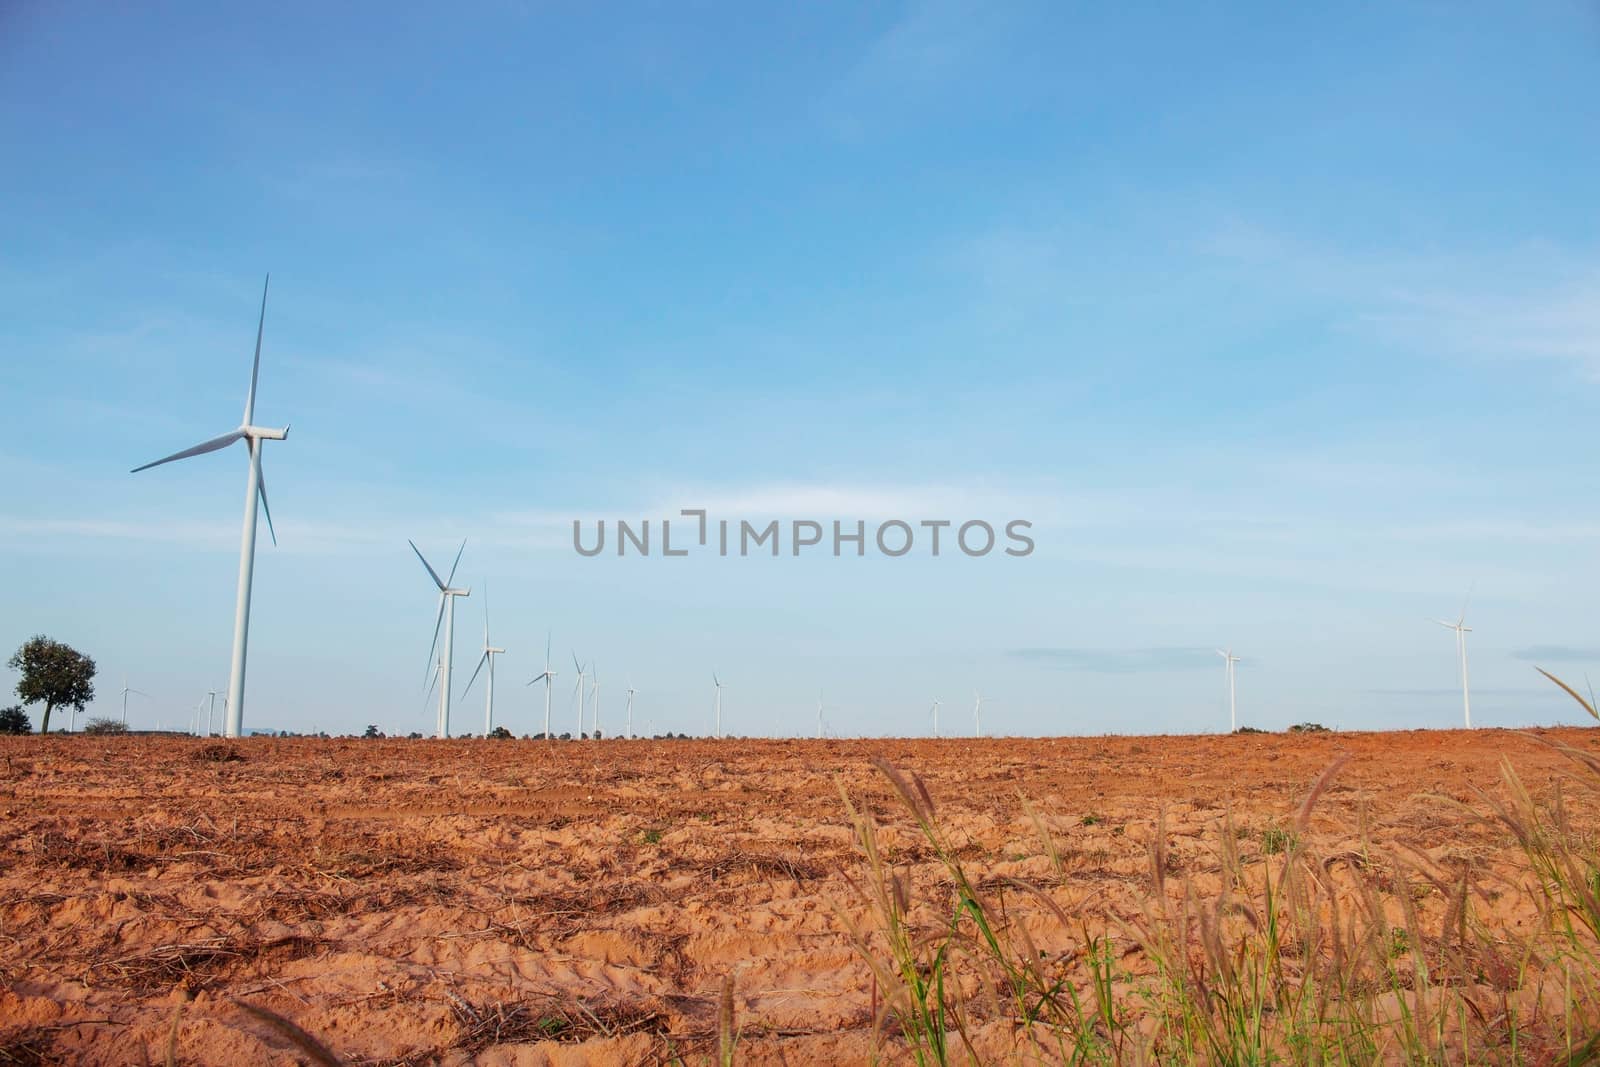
0, 706, 31, 735
363, 724, 382, 739
83, 717, 128, 735
488, 725, 513, 739
8, 636, 96, 734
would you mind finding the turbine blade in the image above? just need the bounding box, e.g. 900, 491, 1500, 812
462, 652, 488, 699
1429, 618, 1456, 629
1459, 581, 1475, 625
545, 631, 552, 666
445, 538, 467, 587
410, 540, 447, 590
255, 451, 276, 547
243, 274, 269, 426
424, 660, 440, 708
130, 429, 244, 473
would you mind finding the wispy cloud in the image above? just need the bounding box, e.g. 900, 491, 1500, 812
663, 483, 1052, 521
1011, 647, 1223, 673
1201, 224, 1600, 379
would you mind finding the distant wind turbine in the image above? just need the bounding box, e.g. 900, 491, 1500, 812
590, 663, 602, 739
815, 690, 841, 739
973, 691, 983, 738
931, 698, 942, 739
713, 673, 725, 739
571, 654, 586, 737
424, 655, 443, 728
121, 678, 150, 726
131, 276, 286, 738
527, 633, 557, 739
1216, 649, 1240, 732
205, 690, 218, 737
1431, 591, 1475, 728
411, 539, 470, 738
461, 584, 505, 738
625, 681, 637, 740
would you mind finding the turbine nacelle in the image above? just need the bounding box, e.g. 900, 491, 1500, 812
244, 424, 289, 441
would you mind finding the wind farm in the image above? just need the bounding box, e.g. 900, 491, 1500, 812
7, 4, 1600, 1063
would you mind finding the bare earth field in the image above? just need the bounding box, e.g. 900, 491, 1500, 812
2, 729, 1598, 1064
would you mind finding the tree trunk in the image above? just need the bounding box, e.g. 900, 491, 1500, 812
40, 702, 54, 734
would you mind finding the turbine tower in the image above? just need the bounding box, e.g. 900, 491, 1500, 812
931, 698, 941, 739
590, 663, 602, 739
131, 275, 287, 738
410, 539, 470, 738
1217, 649, 1240, 732
1431, 595, 1474, 728
205, 690, 218, 736
713, 673, 725, 739
527, 633, 557, 739
461, 585, 505, 738
625, 682, 637, 739
973, 691, 983, 737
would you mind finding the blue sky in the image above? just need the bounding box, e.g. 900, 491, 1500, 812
2, 2, 1598, 736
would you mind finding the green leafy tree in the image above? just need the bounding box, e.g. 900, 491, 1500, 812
0, 705, 31, 735
8, 636, 96, 735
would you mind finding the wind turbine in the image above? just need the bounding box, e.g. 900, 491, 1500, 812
1431, 593, 1474, 728
590, 663, 603, 739
132, 276, 287, 738
120, 678, 149, 726
973, 691, 983, 737
571, 654, 586, 737
410, 539, 470, 739
205, 690, 218, 736
1216, 649, 1240, 732
527, 633, 557, 739
931, 699, 942, 739
625, 681, 636, 739
713, 673, 725, 739
461, 585, 505, 738
816, 690, 826, 739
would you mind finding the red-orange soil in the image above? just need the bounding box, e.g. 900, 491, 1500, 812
1, 729, 1597, 1064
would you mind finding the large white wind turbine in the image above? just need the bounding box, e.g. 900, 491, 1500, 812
527, 633, 557, 739
461, 585, 505, 738
411, 539, 470, 738
713, 673, 725, 739
131, 276, 286, 738
1431, 594, 1474, 728
1216, 649, 1240, 732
